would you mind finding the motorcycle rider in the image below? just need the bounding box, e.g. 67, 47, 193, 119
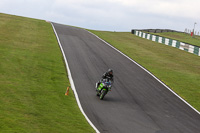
96, 69, 114, 91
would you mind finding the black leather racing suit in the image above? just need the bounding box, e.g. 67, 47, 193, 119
96, 71, 114, 89
101, 72, 113, 82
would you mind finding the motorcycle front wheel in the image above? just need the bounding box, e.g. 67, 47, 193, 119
100, 90, 107, 100
96, 91, 100, 96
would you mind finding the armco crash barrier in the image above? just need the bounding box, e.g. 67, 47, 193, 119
132, 30, 200, 56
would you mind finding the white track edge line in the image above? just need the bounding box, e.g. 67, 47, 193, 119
86, 30, 200, 115
51, 23, 100, 133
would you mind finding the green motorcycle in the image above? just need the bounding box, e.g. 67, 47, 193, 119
96, 79, 112, 100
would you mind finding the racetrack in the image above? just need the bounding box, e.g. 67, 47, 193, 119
52, 23, 200, 133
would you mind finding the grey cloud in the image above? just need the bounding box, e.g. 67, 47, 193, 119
0, 0, 199, 31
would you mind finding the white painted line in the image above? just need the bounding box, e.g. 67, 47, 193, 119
87, 30, 200, 115
51, 23, 100, 133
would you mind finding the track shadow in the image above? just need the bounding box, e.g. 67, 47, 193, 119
98, 96, 122, 103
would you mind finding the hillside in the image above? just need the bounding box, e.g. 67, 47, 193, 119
0, 13, 94, 133
1, 12, 199, 132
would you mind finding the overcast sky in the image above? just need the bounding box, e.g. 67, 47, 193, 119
0, 0, 200, 32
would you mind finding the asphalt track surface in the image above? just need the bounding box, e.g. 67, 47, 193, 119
52, 23, 200, 133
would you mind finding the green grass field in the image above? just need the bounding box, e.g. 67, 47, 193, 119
149, 32, 200, 47
88, 30, 200, 112
1, 12, 199, 133
0, 13, 94, 133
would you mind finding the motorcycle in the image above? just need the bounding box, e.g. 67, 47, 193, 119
96, 79, 112, 100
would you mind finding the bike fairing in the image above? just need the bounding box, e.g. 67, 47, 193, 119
96, 69, 114, 89
96, 69, 114, 100
97, 79, 112, 91
96, 79, 112, 100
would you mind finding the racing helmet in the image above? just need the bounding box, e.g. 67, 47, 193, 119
108, 69, 113, 75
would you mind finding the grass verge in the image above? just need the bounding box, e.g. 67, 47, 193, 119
88, 30, 200, 112
0, 13, 94, 133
